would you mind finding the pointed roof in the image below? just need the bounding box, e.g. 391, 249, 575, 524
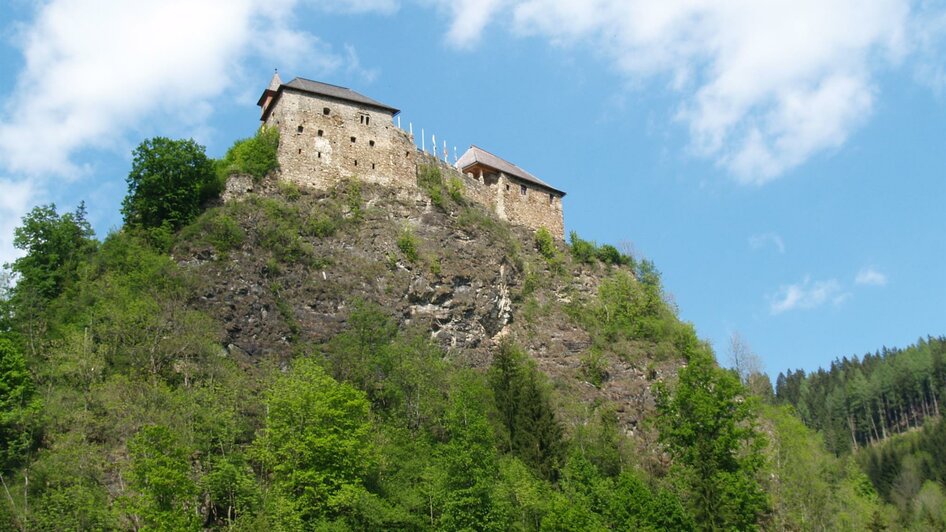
456, 145, 565, 196
258, 75, 399, 118
267, 71, 282, 91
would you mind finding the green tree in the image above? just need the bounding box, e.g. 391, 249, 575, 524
6, 203, 96, 349
655, 348, 769, 530
436, 371, 509, 531
0, 337, 41, 471
121, 137, 218, 232
124, 425, 200, 531
254, 357, 376, 528
489, 342, 564, 481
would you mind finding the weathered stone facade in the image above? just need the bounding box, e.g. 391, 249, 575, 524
263, 89, 416, 190
255, 74, 565, 237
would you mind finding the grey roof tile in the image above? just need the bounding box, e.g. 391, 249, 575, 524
456, 145, 565, 196
282, 77, 399, 114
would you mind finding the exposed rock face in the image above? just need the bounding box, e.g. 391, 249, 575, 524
177, 178, 675, 438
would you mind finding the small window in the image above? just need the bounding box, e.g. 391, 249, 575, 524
369, 140, 375, 147
298, 148, 302, 154
297, 125, 304, 133
323, 107, 330, 115
520, 185, 527, 196
366, 116, 370, 125
350, 136, 356, 143
505, 184, 510, 191
317, 129, 323, 137
549, 193, 554, 205
317, 152, 321, 158
371, 163, 376, 170
354, 159, 358, 166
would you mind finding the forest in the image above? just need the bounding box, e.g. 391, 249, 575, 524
775, 337, 946, 525
0, 129, 940, 530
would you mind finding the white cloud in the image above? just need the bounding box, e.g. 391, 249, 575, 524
0, 0, 396, 179
855, 266, 888, 286
749, 232, 785, 254
440, 0, 935, 183
441, 0, 509, 48
0, 178, 37, 267
769, 276, 846, 314
0, 0, 397, 267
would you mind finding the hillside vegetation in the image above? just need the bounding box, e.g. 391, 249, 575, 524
0, 134, 914, 530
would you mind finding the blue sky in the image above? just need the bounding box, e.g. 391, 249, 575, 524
1, 0, 943, 378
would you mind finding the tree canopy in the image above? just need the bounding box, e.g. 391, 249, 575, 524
121, 137, 219, 232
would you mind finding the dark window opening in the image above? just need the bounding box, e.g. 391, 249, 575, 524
317, 129, 323, 137
323, 107, 330, 115
317, 152, 321, 158
369, 140, 375, 147
505, 184, 510, 191
371, 163, 376, 170
297, 125, 304, 133
366, 116, 370, 125
298, 148, 302, 154
520, 185, 527, 196
350, 136, 356, 143
354, 159, 358, 166
549, 193, 554, 204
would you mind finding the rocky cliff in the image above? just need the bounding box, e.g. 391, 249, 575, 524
176, 171, 682, 445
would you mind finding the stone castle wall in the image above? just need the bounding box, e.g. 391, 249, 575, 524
256, 89, 564, 238
263, 90, 416, 190
417, 153, 565, 239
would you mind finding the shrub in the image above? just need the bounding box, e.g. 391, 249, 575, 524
277, 181, 301, 201
534, 228, 556, 260
397, 228, 419, 263
215, 126, 280, 183
447, 176, 465, 203
417, 164, 445, 207
178, 210, 245, 255
596, 244, 624, 265
569, 231, 597, 264
304, 213, 339, 238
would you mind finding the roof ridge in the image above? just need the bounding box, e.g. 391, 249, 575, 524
290, 77, 352, 91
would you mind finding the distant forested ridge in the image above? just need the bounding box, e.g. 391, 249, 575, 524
775, 336, 946, 455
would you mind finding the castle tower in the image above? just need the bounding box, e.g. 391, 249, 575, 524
256, 75, 417, 190
257, 71, 282, 120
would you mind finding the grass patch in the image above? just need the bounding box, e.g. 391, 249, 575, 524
177, 208, 245, 257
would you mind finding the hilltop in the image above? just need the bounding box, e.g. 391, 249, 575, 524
0, 130, 913, 530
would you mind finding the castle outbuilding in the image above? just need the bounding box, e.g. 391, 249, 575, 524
255, 73, 566, 238
456, 146, 565, 239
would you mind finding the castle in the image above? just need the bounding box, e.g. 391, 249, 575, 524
256, 73, 566, 238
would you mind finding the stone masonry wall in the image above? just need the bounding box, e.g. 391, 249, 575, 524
418, 153, 565, 239
264, 90, 417, 190
496, 174, 565, 239
257, 89, 564, 238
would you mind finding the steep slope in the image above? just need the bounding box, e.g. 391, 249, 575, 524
175, 170, 681, 438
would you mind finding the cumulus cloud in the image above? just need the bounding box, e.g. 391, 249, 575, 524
0, 0, 393, 179
749, 232, 785, 254
0, 178, 37, 266
855, 266, 888, 286
440, 0, 936, 183
769, 276, 846, 314
0, 0, 396, 267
